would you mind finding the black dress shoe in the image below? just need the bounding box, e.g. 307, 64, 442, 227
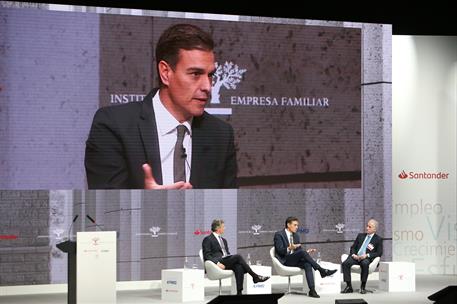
320, 268, 338, 278
308, 289, 320, 298
342, 286, 353, 293
360, 287, 367, 294
253, 275, 270, 283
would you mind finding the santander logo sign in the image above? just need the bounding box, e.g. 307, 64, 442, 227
398, 170, 449, 180
398, 170, 408, 179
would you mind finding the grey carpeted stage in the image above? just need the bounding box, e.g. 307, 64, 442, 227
2, 275, 456, 304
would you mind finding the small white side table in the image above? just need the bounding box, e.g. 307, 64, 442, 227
379, 262, 415, 292
161, 268, 205, 302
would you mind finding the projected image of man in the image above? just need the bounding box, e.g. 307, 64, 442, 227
85, 24, 237, 189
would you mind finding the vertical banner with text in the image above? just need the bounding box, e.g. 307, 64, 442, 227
393, 36, 457, 275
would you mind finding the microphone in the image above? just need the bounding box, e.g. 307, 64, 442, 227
67, 215, 79, 241
86, 214, 104, 231
182, 147, 192, 174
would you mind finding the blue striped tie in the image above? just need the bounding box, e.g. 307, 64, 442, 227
357, 235, 372, 256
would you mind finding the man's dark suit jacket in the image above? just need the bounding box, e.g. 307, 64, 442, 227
273, 229, 302, 264
202, 233, 230, 264
85, 89, 238, 189
349, 233, 383, 261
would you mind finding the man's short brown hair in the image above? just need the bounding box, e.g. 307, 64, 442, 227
155, 24, 214, 86
285, 216, 299, 228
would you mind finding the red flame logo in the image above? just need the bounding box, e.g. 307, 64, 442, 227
194, 228, 211, 235
398, 170, 408, 179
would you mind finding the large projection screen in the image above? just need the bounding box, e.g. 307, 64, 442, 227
0, 2, 391, 287
0, 5, 371, 189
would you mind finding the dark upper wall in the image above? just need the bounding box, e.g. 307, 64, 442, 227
28, 0, 457, 35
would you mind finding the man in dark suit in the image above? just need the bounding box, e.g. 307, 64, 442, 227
341, 218, 383, 294
274, 216, 337, 298
202, 219, 269, 295
85, 24, 237, 189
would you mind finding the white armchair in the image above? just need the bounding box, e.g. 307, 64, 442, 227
270, 247, 304, 294
199, 249, 233, 295
341, 253, 380, 292
341, 253, 380, 275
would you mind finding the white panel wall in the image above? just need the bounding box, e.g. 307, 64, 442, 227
392, 35, 457, 275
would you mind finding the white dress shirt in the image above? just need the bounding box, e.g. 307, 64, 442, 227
213, 232, 228, 257
152, 91, 192, 185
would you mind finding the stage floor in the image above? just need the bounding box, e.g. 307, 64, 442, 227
1, 275, 456, 304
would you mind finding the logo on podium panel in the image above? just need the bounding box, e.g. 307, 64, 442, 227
91, 237, 100, 246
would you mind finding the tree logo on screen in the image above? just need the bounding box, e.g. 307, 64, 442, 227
149, 226, 161, 238
398, 170, 408, 179
211, 61, 247, 104
323, 223, 358, 233
335, 223, 345, 234
53, 228, 65, 241
251, 224, 262, 235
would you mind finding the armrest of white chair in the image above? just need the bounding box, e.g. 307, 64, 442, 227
270, 247, 302, 276
199, 249, 204, 264
204, 260, 233, 280
341, 254, 349, 263
341, 253, 380, 274
368, 257, 381, 273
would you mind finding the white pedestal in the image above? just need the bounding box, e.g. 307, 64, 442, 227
379, 262, 416, 292
161, 268, 205, 302
305, 261, 341, 294
230, 265, 272, 295
77, 231, 117, 304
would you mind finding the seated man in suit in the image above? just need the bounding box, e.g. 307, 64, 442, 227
85, 23, 237, 189
274, 216, 337, 298
341, 218, 383, 294
202, 219, 269, 295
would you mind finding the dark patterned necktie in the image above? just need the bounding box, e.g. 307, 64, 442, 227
219, 236, 228, 256
173, 125, 187, 182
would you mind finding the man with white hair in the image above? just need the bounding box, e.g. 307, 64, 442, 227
341, 219, 383, 294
